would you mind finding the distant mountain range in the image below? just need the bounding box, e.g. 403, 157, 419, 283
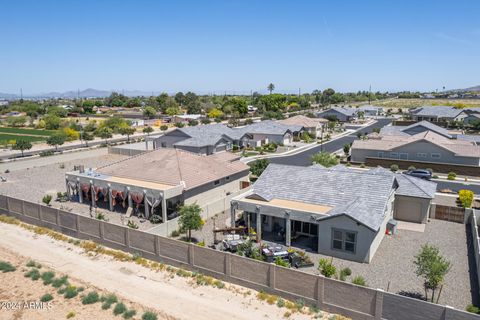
449, 85, 480, 93
0, 88, 160, 99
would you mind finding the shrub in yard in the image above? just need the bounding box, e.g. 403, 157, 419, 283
309, 304, 320, 314
42, 194, 52, 206
213, 280, 225, 289
390, 164, 399, 172
40, 294, 53, 302
123, 309, 137, 319
142, 311, 158, 320
459, 189, 474, 208
81, 291, 100, 305
352, 276, 367, 287
41, 271, 56, 285
408, 165, 416, 171
0, 261, 16, 273
95, 213, 106, 221
274, 256, 290, 268
101, 294, 118, 309
149, 214, 162, 224
113, 302, 127, 316
466, 304, 480, 314
64, 286, 79, 299
294, 299, 305, 311
51, 275, 69, 288
26, 260, 41, 268
447, 172, 456, 180
276, 298, 285, 308
127, 220, 139, 229
339, 268, 352, 281
318, 258, 336, 278
25, 268, 41, 280
66, 311, 76, 319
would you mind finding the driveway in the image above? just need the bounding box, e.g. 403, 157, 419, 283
269, 118, 392, 166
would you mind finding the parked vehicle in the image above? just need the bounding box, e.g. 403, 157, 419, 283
402, 169, 432, 180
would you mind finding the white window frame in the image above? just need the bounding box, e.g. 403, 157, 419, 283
377, 152, 384, 158
399, 153, 408, 160
417, 152, 427, 158
331, 228, 357, 254
431, 153, 441, 159
389, 152, 399, 159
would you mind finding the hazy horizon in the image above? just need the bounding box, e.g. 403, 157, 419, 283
1, 0, 479, 94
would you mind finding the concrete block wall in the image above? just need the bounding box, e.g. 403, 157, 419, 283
0, 195, 479, 320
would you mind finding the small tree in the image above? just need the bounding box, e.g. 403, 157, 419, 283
413, 244, 451, 303
83, 132, 94, 147
311, 152, 339, 167
143, 106, 157, 119
458, 189, 474, 208
12, 139, 32, 157
343, 144, 350, 156
390, 164, 399, 172
95, 127, 113, 145
160, 125, 168, 131
178, 203, 204, 242
143, 126, 154, 136
118, 124, 135, 142
249, 159, 269, 177
46, 133, 66, 151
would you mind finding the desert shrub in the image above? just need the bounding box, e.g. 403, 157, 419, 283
95, 212, 106, 221
266, 295, 278, 305
64, 286, 79, 299
466, 304, 480, 314
26, 260, 41, 268
447, 172, 456, 180
257, 291, 268, 301
42, 194, 52, 206
123, 309, 136, 319
459, 189, 474, 208
408, 165, 416, 171
66, 311, 76, 319
390, 164, 399, 172
294, 299, 305, 311
318, 258, 336, 278
0, 261, 16, 273
113, 302, 127, 316
197, 240, 205, 247
276, 298, 285, 308
52, 276, 69, 288
149, 214, 161, 224
274, 256, 290, 268
25, 268, 41, 280
41, 271, 56, 285
40, 293, 53, 302
142, 311, 158, 320
352, 275, 367, 287
309, 304, 320, 314
213, 280, 225, 289
82, 291, 100, 305
170, 229, 180, 237
127, 220, 139, 229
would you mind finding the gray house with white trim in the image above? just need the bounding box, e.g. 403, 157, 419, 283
317, 107, 357, 122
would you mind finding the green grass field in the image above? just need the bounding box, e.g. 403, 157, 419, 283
0, 133, 46, 144
0, 127, 55, 136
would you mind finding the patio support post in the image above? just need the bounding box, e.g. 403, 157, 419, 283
107, 184, 113, 211
161, 194, 167, 223
143, 190, 149, 218
77, 178, 83, 203
127, 187, 133, 208
65, 178, 71, 198
145, 139, 148, 150
255, 206, 261, 242
90, 180, 95, 208
230, 201, 237, 228
285, 211, 291, 247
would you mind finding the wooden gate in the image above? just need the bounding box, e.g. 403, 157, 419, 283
435, 205, 465, 223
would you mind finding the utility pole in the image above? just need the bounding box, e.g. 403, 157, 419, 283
298, 88, 301, 97
20, 88, 23, 100
368, 85, 371, 105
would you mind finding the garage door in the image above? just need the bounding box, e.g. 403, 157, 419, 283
395, 200, 422, 223
215, 144, 226, 152
283, 135, 292, 145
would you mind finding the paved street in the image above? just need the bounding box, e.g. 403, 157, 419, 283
269, 118, 392, 166
435, 180, 480, 195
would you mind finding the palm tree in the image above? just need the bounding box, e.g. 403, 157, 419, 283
267, 83, 275, 94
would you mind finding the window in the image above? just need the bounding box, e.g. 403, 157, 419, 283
417, 152, 427, 158
377, 152, 384, 158
161, 142, 167, 148
331, 228, 357, 254
225, 176, 230, 181
431, 153, 441, 159
213, 180, 220, 186
399, 153, 408, 160
389, 152, 398, 159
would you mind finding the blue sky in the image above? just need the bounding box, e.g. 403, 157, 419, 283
1, 0, 479, 94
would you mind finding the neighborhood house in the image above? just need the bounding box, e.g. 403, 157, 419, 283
317, 107, 357, 122
278, 115, 328, 138
231, 164, 436, 263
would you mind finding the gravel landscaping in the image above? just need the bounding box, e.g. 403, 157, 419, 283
0, 153, 157, 231
302, 219, 473, 310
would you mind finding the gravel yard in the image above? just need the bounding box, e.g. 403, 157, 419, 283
0, 153, 156, 231
302, 219, 474, 310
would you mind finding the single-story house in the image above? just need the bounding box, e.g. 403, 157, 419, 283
379, 121, 453, 139
351, 130, 480, 166
317, 107, 357, 122
172, 114, 204, 125
278, 115, 328, 138
234, 120, 303, 146
409, 106, 467, 122
357, 105, 383, 117
231, 164, 436, 263
65, 149, 251, 222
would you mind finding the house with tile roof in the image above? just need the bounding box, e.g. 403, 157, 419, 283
65, 148, 250, 223
231, 164, 436, 263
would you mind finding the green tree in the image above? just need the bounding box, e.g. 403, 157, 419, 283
413, 244, 451, 303
82, 131, 94, 147
267, 83, 275, 94
166, 106, 180, 116
311, 152, 339, 167
143, 106, 157, 119
46, 133, 66, 151
178, 203, 204, 242
143, 126, 154, 136
43, 114, 62, 130
6, 116, 27, 127
174, 92, 185, 105
321, 88, 336, 106
12, 139, 32, 157
343, 144, 350, 156
160, 125, 168, 131
95, 126, 113, 145
118, 124, 135, 142
228, 97, 248, 115
249, 159, 269, 177
208, 108, 223, 119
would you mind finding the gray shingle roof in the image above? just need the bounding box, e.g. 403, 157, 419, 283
174, 124, 244, 147
234, 120, 303, 136
410, 106, 464, 118
380, 121, 452, 138
319, 107, 357, 117
250, 164, 396, 231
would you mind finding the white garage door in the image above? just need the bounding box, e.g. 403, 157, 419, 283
395, 200, 422, 223
215, 144, 226, 152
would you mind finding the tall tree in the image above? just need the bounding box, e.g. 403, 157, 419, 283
82, 131, 94, 147
12, 139, 32, 157
95, 127, 113, 145
178, 203, 204, 242
267, 83, 275, 94
143, 106, 157, 119
46, 133, 66, 151
249, 159, 269, 177
118, 124, 135, 142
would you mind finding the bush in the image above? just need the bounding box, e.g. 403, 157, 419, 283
41, 271, 56, 285
51, 275, 69, 288
113, 302, 127, 316
66, 311, 76, 319
170, 229, 180, 237
40, 293, 53, 302
95, 212, 107, 221
318, 258, 336, 278
25, 268, 41, 280
127, 220, 139, 229
149, 214, 162, 224
339, 268, 352, 281
160, 125, 168, 131
42, 194, 53, 206
64, 286, 79, 299
276, 298, 285, 308
0, 260, 16, 273
123, 309, 136, 319
466, 304, 480, 314
142, 311, 158, 320
459, 189, 474, 208
408, 166, 416, 171
294, 299, 305, 311
352, 275, 367, 287
26, 260, 41, 268
100, 294, 118, 310
274, 257, 290, 268
390, 164, 399, 172
447, 172, 456, 180
82, 291, 100, 305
